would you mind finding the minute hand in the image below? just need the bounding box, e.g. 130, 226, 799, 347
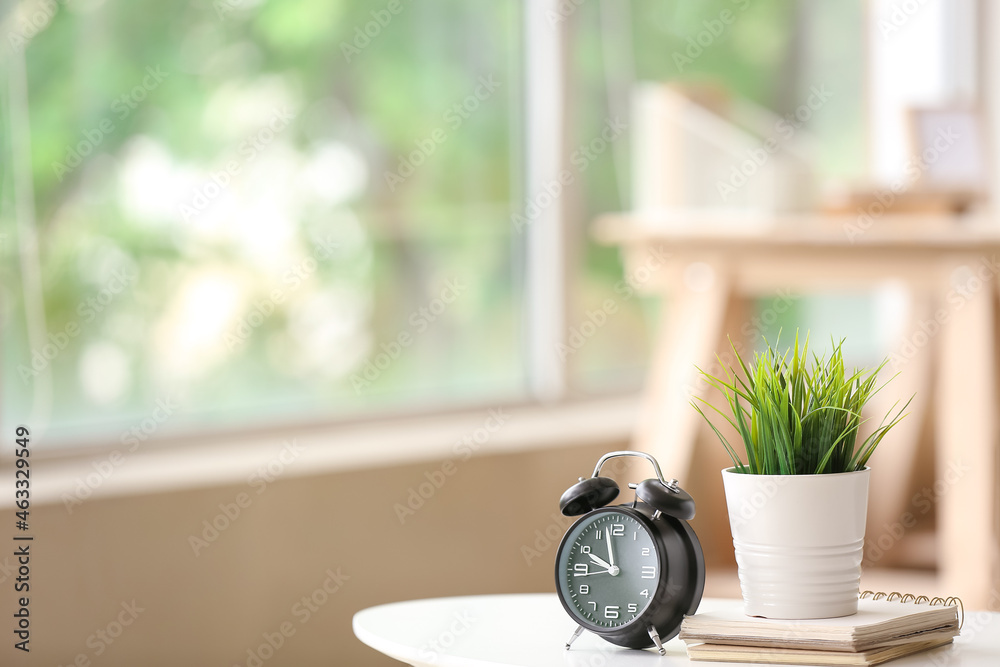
606, 527, 615, 567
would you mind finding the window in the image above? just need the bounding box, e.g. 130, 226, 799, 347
1, 1, 869, 447
3, 1, 522, 445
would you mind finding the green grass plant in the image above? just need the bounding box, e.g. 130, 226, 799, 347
691, 331, 910, 475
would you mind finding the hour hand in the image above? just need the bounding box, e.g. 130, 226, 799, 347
588, 553, 613, 570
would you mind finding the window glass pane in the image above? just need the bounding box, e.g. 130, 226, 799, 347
568, 0, 866, 391
1, 1, 523, 445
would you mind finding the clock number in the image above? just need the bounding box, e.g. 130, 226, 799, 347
628, 603, 637, 614
633, 531, 637, 541
581, 545, 591, 554
578, 585, 589, 594
641, 547, 651, 556
595, 531, 602, 540
640, 589, 650, 598
641, 565, 656, 579
610, 524, 625, 536
574, 563, 589, 576
588, 601, 597, 611
604, 605, 620, 619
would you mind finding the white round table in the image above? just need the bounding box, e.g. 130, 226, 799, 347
353, 594, 1000, 666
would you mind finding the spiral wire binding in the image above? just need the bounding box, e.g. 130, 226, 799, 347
860, 590, 964, 630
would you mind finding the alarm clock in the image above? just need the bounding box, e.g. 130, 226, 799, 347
555, 450, 705, 655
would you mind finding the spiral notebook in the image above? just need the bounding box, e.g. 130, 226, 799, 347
681, 591, 962, 665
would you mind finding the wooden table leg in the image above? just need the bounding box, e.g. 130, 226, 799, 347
865, 288, 933, 567
633, 261, 731, 484
934, 256, 999, 607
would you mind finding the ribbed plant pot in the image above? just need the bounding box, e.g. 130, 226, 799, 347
721, 467, 870, 619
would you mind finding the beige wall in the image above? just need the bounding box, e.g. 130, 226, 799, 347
8, 441, 679, 666
4, 424, 952, 667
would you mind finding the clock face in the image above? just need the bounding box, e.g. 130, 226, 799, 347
556, 509, 660, 631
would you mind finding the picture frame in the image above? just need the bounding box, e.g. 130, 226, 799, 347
906, 106, 989, 198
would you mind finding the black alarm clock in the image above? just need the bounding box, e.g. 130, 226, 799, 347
555, 450, 705, 655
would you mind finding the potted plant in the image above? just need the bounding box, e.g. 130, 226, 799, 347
692, 332, 909, 619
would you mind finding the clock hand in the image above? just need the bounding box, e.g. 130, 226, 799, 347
606, 527, 615, 568
573, 568, 612, 576
588, 553, 613, 570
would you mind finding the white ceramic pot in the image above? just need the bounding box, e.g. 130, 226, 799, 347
721, 467, 870, 619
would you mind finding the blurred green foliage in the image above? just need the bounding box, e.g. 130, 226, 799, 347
1, 0, 862, 444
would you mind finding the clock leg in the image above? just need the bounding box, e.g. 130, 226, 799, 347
647, 626, 665, 656
565, 625, 584, 650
